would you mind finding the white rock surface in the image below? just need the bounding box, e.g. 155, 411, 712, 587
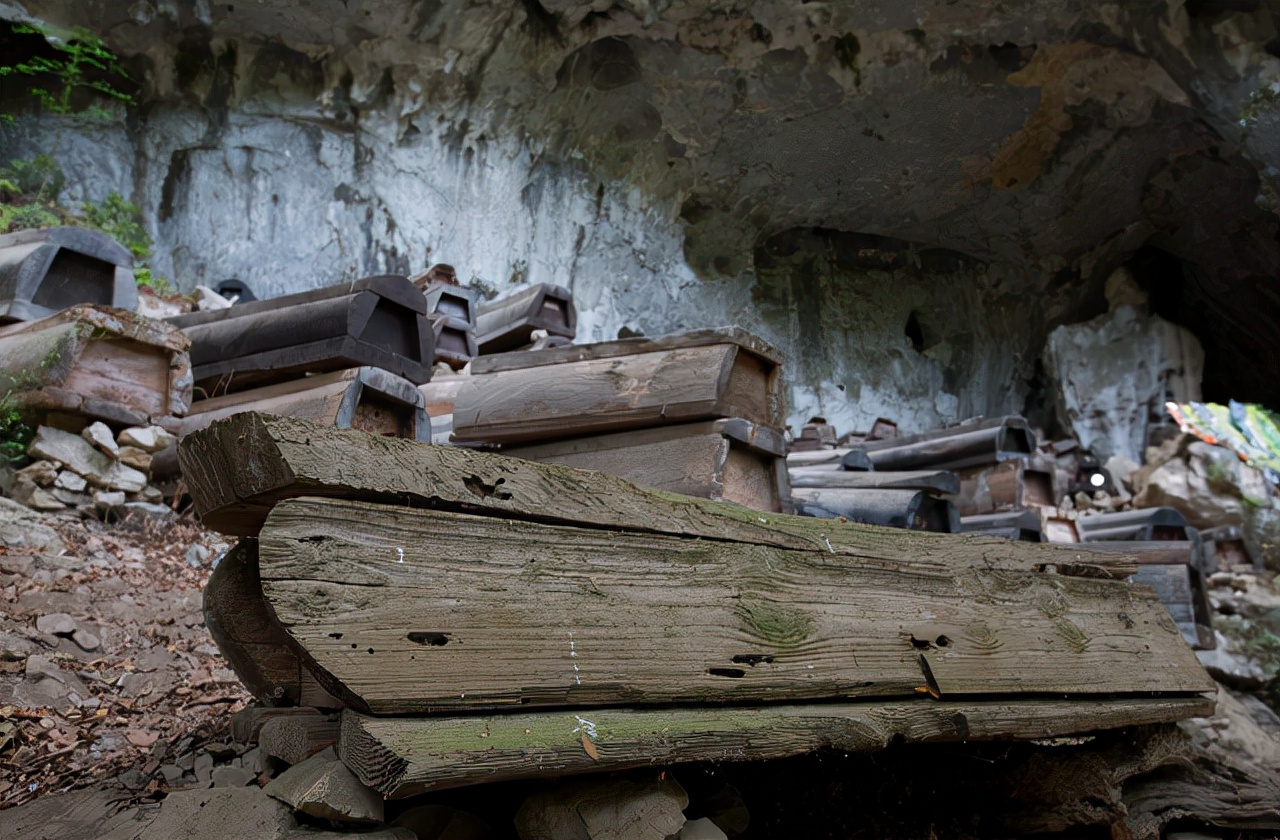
82, 422, 121, 457
29, 427, 148, 492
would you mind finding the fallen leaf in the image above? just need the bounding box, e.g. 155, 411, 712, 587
127, 728, 159, 748
581, 733, 600, 761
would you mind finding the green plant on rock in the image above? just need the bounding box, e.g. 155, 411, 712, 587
0, 23, 134, 121
0, 393, 34, 466
81, 191, 149, 259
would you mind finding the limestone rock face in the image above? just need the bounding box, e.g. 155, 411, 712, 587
1045, 304, 1204, 463
2, 0, 1277, 429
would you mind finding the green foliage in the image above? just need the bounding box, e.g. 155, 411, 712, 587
0, 394, 34, 466
0, 154, 174, 293
81, 191, 149, 258
0, 24, 134, 120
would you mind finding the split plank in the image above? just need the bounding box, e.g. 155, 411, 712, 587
179, 415, 1144, 583
258, 496, 1212, 714
339, 695, 1215, 798
453, 343, 779, 445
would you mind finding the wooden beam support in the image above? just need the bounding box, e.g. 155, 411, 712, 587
338, 695, 1215, 798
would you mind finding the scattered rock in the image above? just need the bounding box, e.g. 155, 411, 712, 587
51, 488, 92, 506
82, 422, 121, 457
116, 446, 153, 472
392, 803, 492, 840
8, 474, 66, 511
28, 427, 147, 492
71, 627, 101, 652
671, 818, 728, 840
515, 774, 688, 840
35, 612, 77, 637
12, 655, 92, 712
211, 765, 257, 788
185, 544, 212, 568
264, 749, 384, 825
94, 490, 127, 511
17, 460, 59, 487
102, 786, 297, 840
118, 426, 177, 454
54, 471, 88, 492
123, 502, 175, 519
139, 485, 164, 504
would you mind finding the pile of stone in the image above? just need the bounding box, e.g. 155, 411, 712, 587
1, 423, 176, 520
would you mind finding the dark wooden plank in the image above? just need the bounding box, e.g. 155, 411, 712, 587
506, 419, 786, 511
951, 460, 1054, 517
453, 344, 780, 444
421, 280, 476, 327
339, 695, 1215, 797
169, 274, 425, 329
471, 326, 781, 374
257, 496, 1213, 714
788, 467, 959, 494
474, 283, 576, 354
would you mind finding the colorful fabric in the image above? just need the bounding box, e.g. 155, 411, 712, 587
1166, 400, 1280, 486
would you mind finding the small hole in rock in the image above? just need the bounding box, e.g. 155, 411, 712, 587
367, 647, 375, 654
936, 635, 951, 647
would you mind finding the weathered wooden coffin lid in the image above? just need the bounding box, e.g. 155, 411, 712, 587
171, 275, 434, 388
788, 467, 959, 494
509, 417, 786, 460
423, 282, 477, 327
179, 366, 431, 443
454, 327, 785, 445
959, 509, 1044, 542
843, 415, 1036, 472
0, 304, 192, 424
0, 227, 138, 322
1076, 507, 1193, 542
472, 325, 782, 375
474, 282, 576, 354
791, 487, 960, 533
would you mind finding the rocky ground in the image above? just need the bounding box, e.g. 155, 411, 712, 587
0, 496, 1278, 838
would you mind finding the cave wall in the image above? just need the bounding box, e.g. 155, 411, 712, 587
1, 0, 1277, 434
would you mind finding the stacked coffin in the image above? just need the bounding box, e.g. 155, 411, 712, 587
184, 413, 1215, 797
473, 282, 576, 354
451, 327, 790, 512
166, 274, 434, 445
1073, 507, 1215, 649
412, 264, 479, 370
787, 416, 1049, 534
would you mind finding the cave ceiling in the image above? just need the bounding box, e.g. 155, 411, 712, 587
3, 0, 1278, 402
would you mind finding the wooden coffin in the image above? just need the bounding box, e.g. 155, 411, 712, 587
505, 418, 789, 512
0, 227, 137, 322
179, 367, 430, 443
170, 275, 434, 395
0, 305, 191, 425
1064, 540, 1215, 650
475, 282, 576, 353
951, 459, 1055, 517
428, 314, 477, 370
787, 467, 959, 495
454, 327, 784, 445
417, 374, 467, 418
959, 509, 1044, 542
422, 281, 476, 327
844, 416, 1036, 472
791, 487, 959, 532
